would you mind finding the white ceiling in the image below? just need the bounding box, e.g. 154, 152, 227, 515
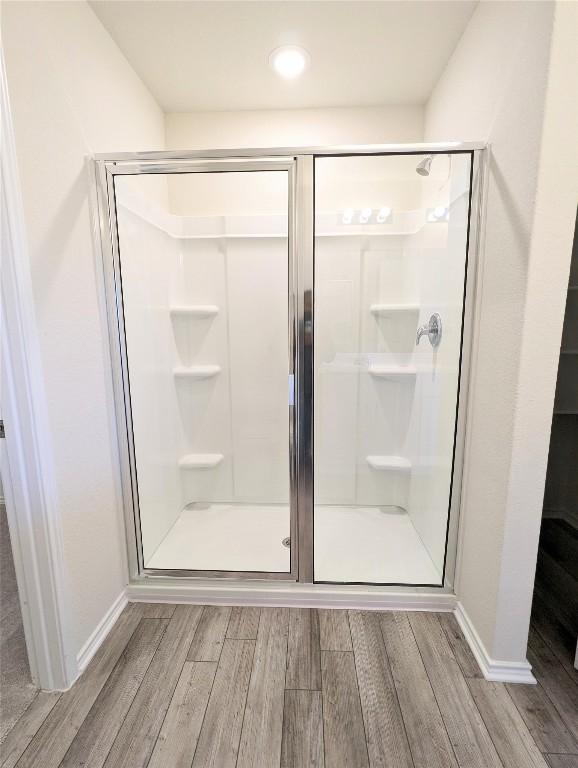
90, 1, 477, 113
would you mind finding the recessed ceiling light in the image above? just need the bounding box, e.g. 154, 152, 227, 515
269, 46, 310, 79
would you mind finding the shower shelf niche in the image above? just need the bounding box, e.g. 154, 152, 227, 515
366, 455, 412, 472
178, 453, 224, 469
368, 364, 417, 381
370, 303, 419, 317
170, 305, 219, 318
173, 365, 221, 379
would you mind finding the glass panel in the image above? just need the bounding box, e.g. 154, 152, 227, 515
114, 170, 292, 573
313, 153, 472, 585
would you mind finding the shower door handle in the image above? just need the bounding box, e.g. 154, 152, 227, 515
416, 313, 442, 348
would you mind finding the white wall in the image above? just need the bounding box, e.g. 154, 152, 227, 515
2, 0, 165, 656
166, 105, 423, 151
166, 106, 424, 218
425, 0, 578, 663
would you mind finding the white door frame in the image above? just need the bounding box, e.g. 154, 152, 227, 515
1, 49, 77, 690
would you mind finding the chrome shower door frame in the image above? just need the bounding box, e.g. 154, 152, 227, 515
93, 155, 305, 582
92, 142, 486, 589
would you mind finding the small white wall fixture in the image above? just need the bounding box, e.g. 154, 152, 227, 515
1, 50, 77, 690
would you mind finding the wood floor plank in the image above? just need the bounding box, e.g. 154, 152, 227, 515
532, 593, 578, 681
286, 608, 322, 691
227, 607, 261, 640
9, 605, 572, 768
506, 680, 578, 754
280, 690, 324, 768
14, 603, 144, 768
438, 613, 483, 679
0, 692, 61, 768
139, 603, 176, 619
535, 550, 578, 637
539, 518, 578, 581
528, 627, 578, 742
467, 678, 549, 768
60, 618, 167, 768
318, 609, 352, 651
192, 639, 255, 768
103, 605, 203, 768
188, 606, 231, 662
348, 611, 413, 768
380, 612, 458, 768
408, 612, 502, 768
546, 756, 578, 768
147, 661, 216, 768
321, 651, 369, 768
237, 608, 290, 768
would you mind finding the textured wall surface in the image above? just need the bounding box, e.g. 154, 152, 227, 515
3, 0, 165, 655
426, 0, 577, 662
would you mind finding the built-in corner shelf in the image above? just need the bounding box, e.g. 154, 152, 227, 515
366, 455, 411, 472
370, 303, 419, 317
179, 453, 224, 469
173, 365, 221, 379
368, 364, 416, 381
170, 305, 219, 318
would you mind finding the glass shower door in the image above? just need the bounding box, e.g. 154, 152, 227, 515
111, 164, 295, 576
313, 152, 473, 585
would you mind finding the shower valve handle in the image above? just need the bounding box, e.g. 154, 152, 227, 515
416, 313, 442, 348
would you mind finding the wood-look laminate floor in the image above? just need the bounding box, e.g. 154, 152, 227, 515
0, 505, 37, 741
1, 603, 577, 768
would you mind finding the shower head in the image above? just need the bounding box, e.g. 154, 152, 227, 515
416, 155, 434, 177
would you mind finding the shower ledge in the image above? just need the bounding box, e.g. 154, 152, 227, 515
173, 365, 221, 379
179, 453, 224, 469
370, 303, 419, 317
366, 455, 411, 471
368, 364, 416, 380
170, 305, 219, 318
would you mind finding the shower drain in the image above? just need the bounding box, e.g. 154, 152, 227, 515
282, 537, 291, 548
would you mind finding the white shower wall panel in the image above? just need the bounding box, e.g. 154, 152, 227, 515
314, 238, 416, 508
404, 162, 471, 575
357, 244, 418, 507
116, 205, 183, 561
177, 235, 290, 506
314, 241, 360, 504
176, 238, 234, 504
226, 237, 290, 503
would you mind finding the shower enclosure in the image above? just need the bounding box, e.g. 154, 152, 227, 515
94, 143, 482, 589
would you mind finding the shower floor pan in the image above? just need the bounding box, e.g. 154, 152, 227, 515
146, 503, 441, 584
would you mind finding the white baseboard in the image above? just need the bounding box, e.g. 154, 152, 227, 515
76, 591, 128, 675
126, 580, 457, 613
455, 602, 536, 684
69, 589, 537, 687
